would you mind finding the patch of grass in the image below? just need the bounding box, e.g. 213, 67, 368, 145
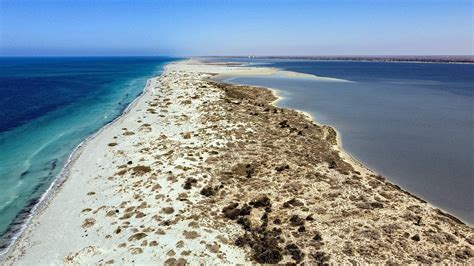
132, 165, 152, 175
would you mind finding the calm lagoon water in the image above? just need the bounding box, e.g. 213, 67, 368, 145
224, 60, 474, 224
0, 57, 176, 252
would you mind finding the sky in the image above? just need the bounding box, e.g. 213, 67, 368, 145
0, 0, 472, 56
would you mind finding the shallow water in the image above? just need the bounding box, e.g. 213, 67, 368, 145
0, 57, 176, 251
224, 60, 474, 224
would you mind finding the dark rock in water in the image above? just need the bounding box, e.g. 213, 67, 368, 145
411, 234, 421, 241
286, 243, 304, 262
290, 215, 305, 226
48, 159, 58, 171
20, 170, 29, 178
250, 196, 271, 208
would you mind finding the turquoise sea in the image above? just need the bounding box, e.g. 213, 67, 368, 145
0, 57, 176, 253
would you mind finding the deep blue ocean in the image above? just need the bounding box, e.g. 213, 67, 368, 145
0, 57, 175, 252
221, 59, 474, 224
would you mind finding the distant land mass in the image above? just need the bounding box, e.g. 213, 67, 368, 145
205, 55, 474, 64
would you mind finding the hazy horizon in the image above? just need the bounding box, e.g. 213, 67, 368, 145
1, 0, 472, 56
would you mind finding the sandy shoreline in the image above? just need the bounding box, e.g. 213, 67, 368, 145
0, 77, 158, 258
214, 75, 373, 181
2, 59, 473, 264
213, 66, 472, 227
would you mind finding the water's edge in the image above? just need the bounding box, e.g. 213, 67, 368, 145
0, 63, 169, 258
213, 71, 471, 227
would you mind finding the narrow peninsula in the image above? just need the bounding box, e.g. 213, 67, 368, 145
3, 59, 473, 264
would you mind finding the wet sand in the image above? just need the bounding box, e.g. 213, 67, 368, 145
2, 59, 473, 264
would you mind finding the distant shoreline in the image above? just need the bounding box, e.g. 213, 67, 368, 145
200, 55, 474, 64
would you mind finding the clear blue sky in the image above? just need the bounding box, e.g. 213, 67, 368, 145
0, 0, 472, 56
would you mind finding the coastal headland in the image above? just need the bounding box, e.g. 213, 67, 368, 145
3, 59, 473, 264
